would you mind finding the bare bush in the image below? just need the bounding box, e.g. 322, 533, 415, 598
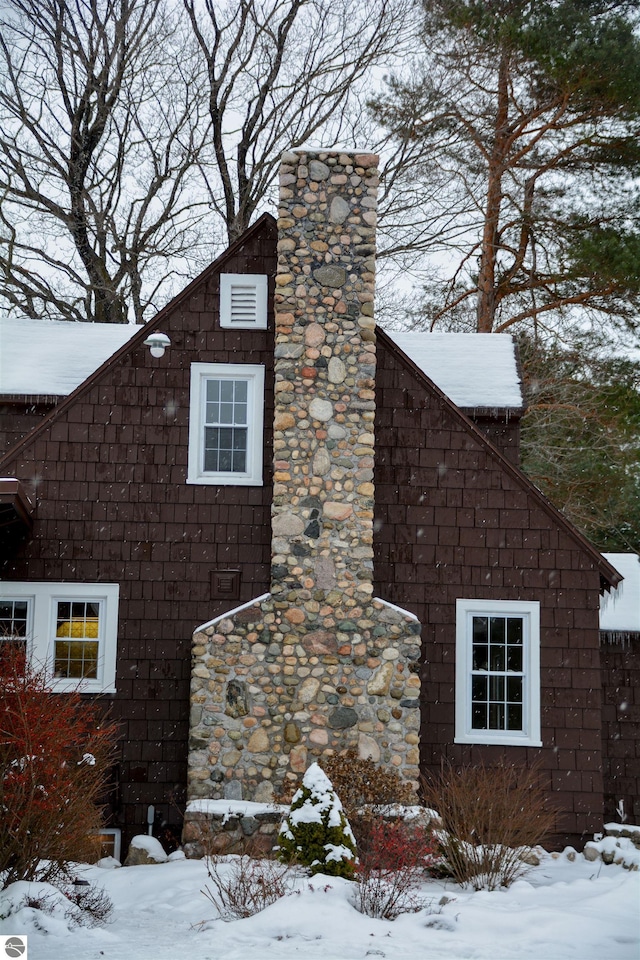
202, 854, 296, 920
0, 645, 119, 889
64, 883, 114, 928
421, 761, 556, 891
353, 819, 438, 920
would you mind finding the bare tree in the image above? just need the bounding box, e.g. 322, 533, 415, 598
183, 0, 418, 243
0, 0, 213, 323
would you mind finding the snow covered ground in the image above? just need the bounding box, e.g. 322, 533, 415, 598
1, 847, 638, 960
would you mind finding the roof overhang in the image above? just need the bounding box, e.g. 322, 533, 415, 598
0, 477, 35, 538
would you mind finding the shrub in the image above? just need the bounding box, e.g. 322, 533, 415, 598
277, 762, 357, 878
202, 854, 295, 920
353, 819, 439, 920
421, 760, 556, 891
0, 646, 119, 889
320, 751, 417, 846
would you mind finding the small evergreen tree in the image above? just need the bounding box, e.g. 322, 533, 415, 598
277, 762, 357, 879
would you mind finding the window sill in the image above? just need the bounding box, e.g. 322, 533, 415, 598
454, 734, 542, 747
186, 474, 263, 486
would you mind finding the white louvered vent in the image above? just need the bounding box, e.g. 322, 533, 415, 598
220, 274, 268, 329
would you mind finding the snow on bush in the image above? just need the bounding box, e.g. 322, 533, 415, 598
277, 762, 357, 878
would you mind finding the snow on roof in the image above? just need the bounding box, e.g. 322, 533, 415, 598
600, 553, 640, 631
0, 317, 139, 396
386, 331, 523, 408
0, 318, 523, 410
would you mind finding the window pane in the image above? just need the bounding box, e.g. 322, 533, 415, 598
507, 618, 523, 644
220, 380, 234, 402
472, 617, 488, 643
219, 401, 234, 424
489, 676, 505, 702
55, 601, 100, 679
507, 676, 523, 703
472, 675, 487, 702
489, 617, 505, 645
507, 645, 523, 672
507, 704, 523, 730
472, 644, 488, 671
489, 703, 505, 729
472, 703, 487, 729
234, 380, 248, 403
490, 643, 505, 671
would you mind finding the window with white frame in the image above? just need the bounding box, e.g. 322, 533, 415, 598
220, 274, 268, 329
0, 582, 119, 693
455, 598, 541, 746
187, 363, 264, 485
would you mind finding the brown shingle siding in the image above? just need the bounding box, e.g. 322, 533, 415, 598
374, 336, 605, 841
0, 218, 277, 846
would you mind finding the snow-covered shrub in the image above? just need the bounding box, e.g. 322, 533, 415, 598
422, 760, 556, 891
0, 879, 113, 929
202, 855, 295, 920
277, 762, 357, 878
353, 819, 438, 919
0, 645, 118, 889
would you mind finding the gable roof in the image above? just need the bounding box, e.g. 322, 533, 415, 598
386, 331, 523, 409
0, 213, 277, 465
377, 327, 622, 593
0, 317, 138, 397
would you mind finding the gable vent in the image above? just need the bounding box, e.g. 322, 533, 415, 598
220, 274, 268, 329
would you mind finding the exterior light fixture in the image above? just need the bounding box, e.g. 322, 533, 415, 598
143, 332, 171, 358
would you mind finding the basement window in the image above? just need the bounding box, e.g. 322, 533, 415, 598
220, 274, 268, 329
455, 598, 541, 746
187, 363, 265, 485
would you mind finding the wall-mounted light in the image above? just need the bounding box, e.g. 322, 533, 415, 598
143, 332, 171, 359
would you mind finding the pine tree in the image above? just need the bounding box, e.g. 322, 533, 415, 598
277, 762, 357, 879
372, 0, 640, 334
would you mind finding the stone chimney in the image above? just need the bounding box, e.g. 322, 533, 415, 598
186, 151, 421, 813
270, 151, 379, 608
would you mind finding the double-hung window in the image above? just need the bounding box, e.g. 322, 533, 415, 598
0, 582, 119, 693
455, 598, 541, 746
187, 363, 264, 485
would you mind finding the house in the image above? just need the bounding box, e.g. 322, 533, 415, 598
0, 149, 632, 853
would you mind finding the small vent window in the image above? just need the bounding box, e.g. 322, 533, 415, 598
220, 274, 268, 329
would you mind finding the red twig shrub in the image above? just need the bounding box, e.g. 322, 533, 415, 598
353, 819, 438, 919
0, 647, 119, 889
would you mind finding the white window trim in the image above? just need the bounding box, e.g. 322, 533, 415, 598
220, 274, 268, 329
0, 581, 119, 694
455, 598, 541, 747
187, 362, 264, 486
